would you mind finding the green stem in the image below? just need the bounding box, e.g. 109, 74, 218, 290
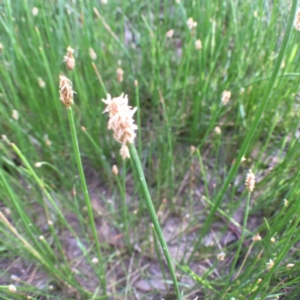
187, 0, 299, 264
135, 81, 142, 158
113, 162, 131, 250
129, 143, 181, 299
67, 107, 107, 296
231, 192, 251, 280
152, 226, 168, 289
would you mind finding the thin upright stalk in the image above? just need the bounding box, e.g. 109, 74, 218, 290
231, 193, 251, 279
129, 143, 181, 299
135, 81, 142, 158
67, 107, 107, 295
113, 162, 131, 250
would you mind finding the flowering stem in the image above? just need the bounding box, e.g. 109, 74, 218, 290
67, 107, 107, 296
113, 162, 131, 250
129, 143, 181, 299
231, 192, 251, 278
134, 81, 142, 158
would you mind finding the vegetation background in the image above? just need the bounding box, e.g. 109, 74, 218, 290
1, 0, 300, 299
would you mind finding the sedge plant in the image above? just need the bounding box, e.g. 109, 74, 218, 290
101, 93, 181, 299
2, 0, 300, 298
59, 75, 107, 296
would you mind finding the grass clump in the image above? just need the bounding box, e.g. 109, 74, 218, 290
1, 0, 300, 299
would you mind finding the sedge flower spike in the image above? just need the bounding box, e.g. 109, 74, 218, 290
294, 9, 300, 31
59, 75, 74, 108
102, 93, 137, 159
63, 46, 75, 70
245, 169, 256, 192
221, 90, 231, 105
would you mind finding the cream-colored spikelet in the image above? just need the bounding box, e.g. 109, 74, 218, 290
116, 68, 124, 82
63, 46, 75, 70
217, 252, 225, 261
89, 47, 97, 60
32, 7, 39, 16
112, 165, 119, 175
92, 257, 99, 264
59, 75, 74, 108
195, 39, 202, 50
266, 259, 274, 270
38, 77, 46, 88
166, 29, 174, 38
102, 93, 137, 159
294, 9, 300, 31
245, 169, 255, 192
252, 233, 261, 242
214, 126, 221, 135
8, 284, 17, 292
221, 90, 231, 105
187, 17, 197, 30
12, 110, 19, 120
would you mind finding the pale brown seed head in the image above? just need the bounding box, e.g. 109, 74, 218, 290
190, 145, 196, 154
286, 263, 295, 268
38, 77, 46, 88
116, 68, 124, 82
89, 47, 97, 60
294, 10, 300, 31
245, 169, 255, 192
102, 93, 137, 159
44, 134, 51, 146
59, 75, 74, 108
195, 39, 202, 50
63, 46, 75, 70
214, 126, 221, 135
120, 143, 130, 160
12, 110, 19, 120
187, 17, 197, 30
32, 7, 39, 16
266, 259, 274, 270
8, 285, 17, 292
217, 252, 225, 261
166, 29, 174, 38
112, 165, 119, 175
252, 233, 261, 242
92, 257, 99, 264
241, 155, 247, 162
221, 90, 231, 105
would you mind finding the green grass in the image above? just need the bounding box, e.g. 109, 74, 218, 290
1, 0, 300, 299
